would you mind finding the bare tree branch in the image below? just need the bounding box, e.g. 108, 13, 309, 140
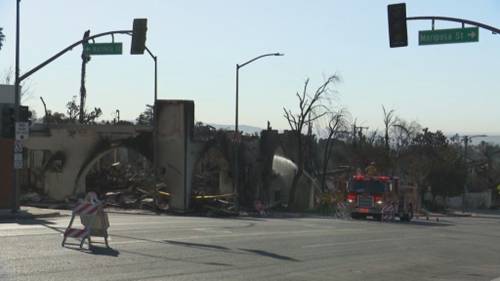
40, 97, 48, 123
282, 75, 339, 209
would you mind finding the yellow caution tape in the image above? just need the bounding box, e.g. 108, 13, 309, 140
158, 191, 171, 197
193, 193, 236, 199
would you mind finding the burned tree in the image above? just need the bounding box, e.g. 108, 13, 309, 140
391, 119, 421, 181
40, 96, 102, 124
319, 109, 349, 192
67, 96, 102, 124
382, 105, 396, 152
283, 75, 339, 210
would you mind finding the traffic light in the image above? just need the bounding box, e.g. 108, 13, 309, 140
1, 106, 15, 138
19, 106, 32, 123
387, 3, 408, 48
131, 18, 147, 55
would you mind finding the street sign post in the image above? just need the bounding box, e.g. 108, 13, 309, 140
84, 42, 123, 55
14, 153, 23, 169
15, 122, 29, 140
419, 27, 479, 45
14, 140, 23, 153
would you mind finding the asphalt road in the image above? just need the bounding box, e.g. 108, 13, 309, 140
0, 211, 499, 281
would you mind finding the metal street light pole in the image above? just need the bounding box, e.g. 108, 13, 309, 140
12, 0, 21, 213
145, 47, 158, 180
234, 52, 283, 209
462, 134, 487, 212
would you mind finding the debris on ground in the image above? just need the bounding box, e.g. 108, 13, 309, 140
191, 193, 238, 217
82, 161, 170, 211
103, 182, 170, 212
20, 158, 240, 216
20, 192, 42, 203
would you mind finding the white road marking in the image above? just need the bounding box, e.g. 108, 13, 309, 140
303, 236, 432, 248
112, 230, 435, 248
112, 229, 334, 245
193, 228, 233, 234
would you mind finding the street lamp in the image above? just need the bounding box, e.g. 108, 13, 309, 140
462, 134, 487, 212
144, 47, 158, 105
144, 47, 159, 179
234, 52, 284, 208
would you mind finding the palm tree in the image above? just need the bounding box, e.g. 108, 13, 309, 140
0, 27, 5, 50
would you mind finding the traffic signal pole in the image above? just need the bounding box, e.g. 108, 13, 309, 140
18, 30, 133, 83
388, 3, 500, 48
11, 28, 133, 213
405, 16, 500, 34
12, 2, 148, 212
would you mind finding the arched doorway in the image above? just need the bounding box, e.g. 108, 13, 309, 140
74, 138, 153, 199
84, 146, 152, 196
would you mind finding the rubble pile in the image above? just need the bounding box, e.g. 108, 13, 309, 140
86, 163, 170, 211
192, 171, 220, 195
22, 160, 238, 215
191, 193, 238, 217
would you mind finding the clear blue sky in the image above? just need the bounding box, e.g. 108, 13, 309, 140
0, 0, 499, 134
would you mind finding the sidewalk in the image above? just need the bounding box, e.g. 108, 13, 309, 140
445, 210, 473, 217
0, 206, 64, 220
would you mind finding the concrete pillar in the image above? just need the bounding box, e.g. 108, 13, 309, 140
156, 100, 194, 210
260, 129, 279, 202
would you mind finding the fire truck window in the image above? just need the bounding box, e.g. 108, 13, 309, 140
351, 181, 385, 193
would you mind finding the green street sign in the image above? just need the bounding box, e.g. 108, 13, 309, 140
419, 27, 479, 45
84, 42, 123, 55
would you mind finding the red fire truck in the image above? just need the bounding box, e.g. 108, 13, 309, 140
346, 175, 414, 221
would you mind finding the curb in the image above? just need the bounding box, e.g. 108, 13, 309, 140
103, 209, 159, 216
446, 213, 473, 217
0, 211, 62, 220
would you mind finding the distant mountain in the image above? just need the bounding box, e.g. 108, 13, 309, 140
208, 124, 263, 135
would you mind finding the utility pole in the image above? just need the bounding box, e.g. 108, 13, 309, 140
462, 134, 487, 212
462, 136, 469, 213
79, 30, 91, 123
113, 109, 120, 124
12, 0, 21, 212
234, 52, 283, 209
352, 124, 368, 144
